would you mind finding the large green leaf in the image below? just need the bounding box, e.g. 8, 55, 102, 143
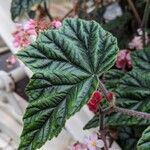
137, 126, 150, 150
11, 0, 45, 20
17, 18, 118, 150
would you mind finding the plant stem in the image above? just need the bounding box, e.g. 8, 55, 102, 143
98, 106, 108, 150
103, 106, 114, 115
141, 0, 150, 48
98, 80, 110, 150
99, 106, 104, 131
114, 106, 150, 120
99, 80, 108, 99
127, 0, 142, 25
99, 80, 150, 120
44, 1, 53, 21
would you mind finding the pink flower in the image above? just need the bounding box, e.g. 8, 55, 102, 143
24, 19, 37, 35
24, 19, 51, 33
87, 91, 103, 113
6, 55, 17, 64
12, 24, 31, 48
128, 36, 143, 50
70, 142, 87, 150
84, 134, 104, 150
128, 35, 149, 50
51, 20, 62, 29
115, 49, 132, 70
70, 144, 82, 150
12, 19, 51, 49
126, 52, 132, 67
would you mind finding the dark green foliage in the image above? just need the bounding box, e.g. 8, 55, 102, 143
117, 126, 148, 150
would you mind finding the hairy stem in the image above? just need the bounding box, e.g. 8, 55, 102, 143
99, 80, 108, 99
44, 1, 53, 21
98, 80, 110, 150
114, 106, 150, 120
99, 106, 104, 131
103, 106, 114, 115
99, 80, 150, 120
98, 106, 108, 150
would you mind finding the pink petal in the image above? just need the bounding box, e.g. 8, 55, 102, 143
51, 20, 62, 29
90, 134, 97, 141
88, 144, 96, 150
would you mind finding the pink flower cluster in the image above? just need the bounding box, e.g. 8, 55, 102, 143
115, 49, 132, 70
12, 19, 62, 49
12, 23, 34, 49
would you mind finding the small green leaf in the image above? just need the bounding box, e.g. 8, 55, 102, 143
17, 18, 118, 150
137, 126, 150, 150
83, 116, 99, 130
11, 0, 45, 20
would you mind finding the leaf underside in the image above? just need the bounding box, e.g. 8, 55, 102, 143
17, 18, 118, 150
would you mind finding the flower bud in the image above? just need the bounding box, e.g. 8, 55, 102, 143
106, 92, 113, 102
87, 102, 98, 112
87, 91, 102, 112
